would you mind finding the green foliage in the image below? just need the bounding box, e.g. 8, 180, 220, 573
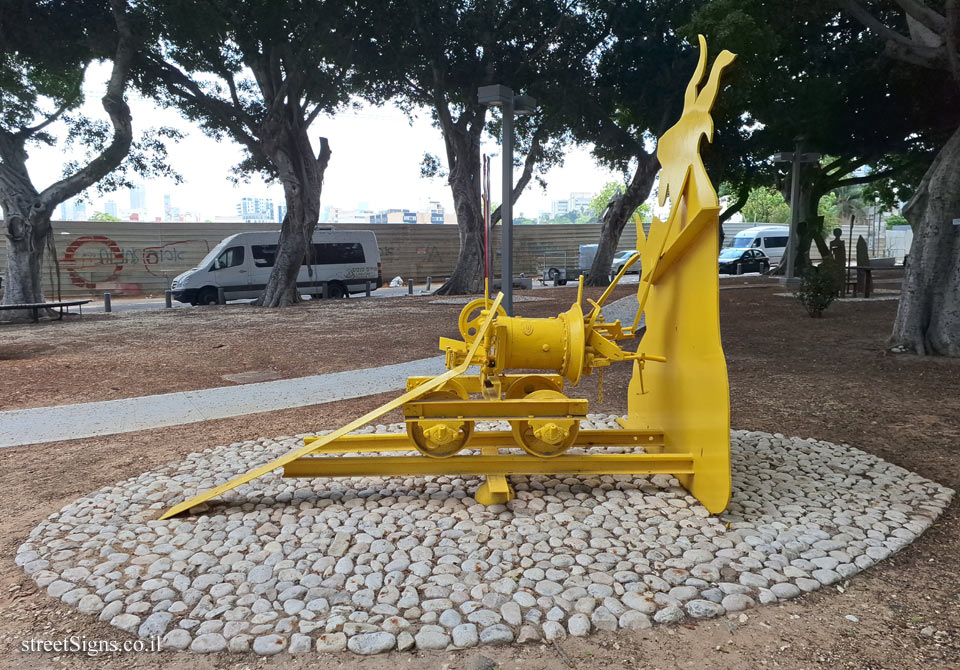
885, 214, 909, 229
818, 192, 838, 229
795, 262, 839, 317
89, 211, 120, 221
136, 0, 363, 182
687, 0, 953, 223
0, 2, 113, 132
741, 187, 790, 223
420, 153, 446, 180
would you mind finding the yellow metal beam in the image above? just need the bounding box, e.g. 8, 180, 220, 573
406, 374, 565, 394
282, 452, 695, 478
476, 445, 515, 505
303, 429, 664, 453
158, 293, 505, 519
402, 397, 588, 420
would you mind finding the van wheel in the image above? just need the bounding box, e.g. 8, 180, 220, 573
198, 288, 219, 305
326, 282, 346, 299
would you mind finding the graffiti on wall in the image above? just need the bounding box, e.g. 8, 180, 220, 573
60, 236, 210, 291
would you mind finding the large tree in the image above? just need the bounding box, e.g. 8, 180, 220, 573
370, 0, 603, 294
136, 0, 361, 306
542, 1, 760, 285
839, 0, 960, 356
0, 0, 134, 316
689, 0, 951, 274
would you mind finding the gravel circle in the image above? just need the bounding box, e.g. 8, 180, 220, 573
18, 416, 953, 655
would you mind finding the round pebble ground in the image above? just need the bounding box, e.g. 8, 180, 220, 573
17, 416, 953, 655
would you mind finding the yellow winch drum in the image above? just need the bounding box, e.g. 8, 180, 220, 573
493, 303, 586, 384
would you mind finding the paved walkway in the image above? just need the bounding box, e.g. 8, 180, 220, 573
0, 356, 446, 448
1, 294, 650, 449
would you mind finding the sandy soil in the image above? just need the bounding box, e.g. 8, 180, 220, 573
1, 279, 958, 670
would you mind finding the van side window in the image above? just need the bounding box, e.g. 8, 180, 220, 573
764, 236, 788, 248
303, 242, 366, 265
252, 244, 277, 267
751, 238, 761, 248
212, 246, 244, 270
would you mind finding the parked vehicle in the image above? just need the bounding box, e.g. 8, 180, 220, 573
730, 225, 789, 264
719, 247, 770, 274
170, 228, 382, 305
612, 249, 640, 274
540, 245, 639, 285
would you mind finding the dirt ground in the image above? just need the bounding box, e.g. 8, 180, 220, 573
1, 279, 958, 670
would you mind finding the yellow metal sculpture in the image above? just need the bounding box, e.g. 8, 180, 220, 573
160, 36, 736, 520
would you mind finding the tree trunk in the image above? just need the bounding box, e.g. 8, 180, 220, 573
891, 123, 960, 356
435, 110, 485, 296
257, 135, 331, 307
0, 197, 51, 320
584, 153, 659, 287
0, 138, 54, 319
0, 0, 133, 319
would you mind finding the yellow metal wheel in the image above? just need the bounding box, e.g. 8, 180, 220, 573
458, 298, 507, 343
510, 389, 580, 458
504, 374, 562, 399
407, 384, 474, 458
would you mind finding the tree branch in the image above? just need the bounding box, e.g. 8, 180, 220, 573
144, 54, 261, 154
830, 165, 903, 189
840, 0, 947, 68
894, 0, 946, 34
38, 0, 134, 209
839, 0, 917, 46
17, 85, 82, 140
222, 69, 258, 135
719, 174, 753, 225
490, 124, 548, 226
945, 0, 960, 86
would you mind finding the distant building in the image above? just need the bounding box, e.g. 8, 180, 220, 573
236, 196, 274, 223
568, 192, 592, 212
328, 207, 374, 223
129, 184, 146, 210
277, 204, 287, 223
104, 200, 118, 218
551, 192, 592, 220
427, 201, 445, 225
370, 208, 417, 224
163, 193, 179, 220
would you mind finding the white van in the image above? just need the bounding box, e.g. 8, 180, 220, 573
730, 225, 790, 264
170, 228, 382, 305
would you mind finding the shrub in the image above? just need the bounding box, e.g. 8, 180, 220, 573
795, 263, 839, 317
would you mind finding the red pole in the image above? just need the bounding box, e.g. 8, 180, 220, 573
483, 155, 491, 283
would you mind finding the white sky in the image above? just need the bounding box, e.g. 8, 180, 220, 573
25, 63, 625, 221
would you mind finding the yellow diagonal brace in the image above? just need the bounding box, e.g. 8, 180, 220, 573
158, 293, 505, 519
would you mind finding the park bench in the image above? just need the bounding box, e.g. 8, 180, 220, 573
0, 300, 91, 323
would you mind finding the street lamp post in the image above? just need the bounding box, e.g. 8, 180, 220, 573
478, 85, 537, 316
773, 139, 820, 285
